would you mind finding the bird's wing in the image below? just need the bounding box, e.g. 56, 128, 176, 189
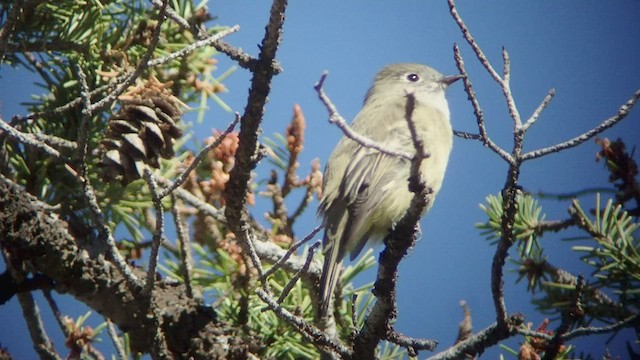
341, 147, 407, 260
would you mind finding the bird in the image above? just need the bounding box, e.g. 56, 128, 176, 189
317, 63, 462, 318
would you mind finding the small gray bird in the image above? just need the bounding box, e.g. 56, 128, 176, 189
318, 63, 462, 317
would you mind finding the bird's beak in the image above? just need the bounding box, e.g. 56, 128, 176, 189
440, 74, 465, 86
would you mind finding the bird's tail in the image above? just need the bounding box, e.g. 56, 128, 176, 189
318, 231, 343, 319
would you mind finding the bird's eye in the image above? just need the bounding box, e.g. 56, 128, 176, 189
407, 73, 420, 82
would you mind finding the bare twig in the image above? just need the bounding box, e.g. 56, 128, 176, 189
74, 63, 92, 178
561, 313, 640, 340
448, 0, 502, 84
148, 0, 281, 73
22, 51, 57, 88
533, 218, 575, 234
453, 44, 514, 165
171, 195, 195, 299
288, 182, 316, 225
314, 72, 416, 161
241, 226, 268, 283
522, 89, 640, 161
537, 187, 616, 200
0, 118, 65, 160
453, 130, 481, 140
161, 171, 323, 278
106, 319, 127, 360
159, 112, 241, 198
42, 289, 67, 336
13, 80, 117, 123
522, 88, 556, 132
517, 313, 640, 345
143, 167, 165, 295
32, 132, 78, 151
500, 47, 522, 127
277, 241, 321, 304
16, 292, 61, 360
427, 315, 522, 360
386, 329, 438, 352
146, 25, 240, 68
169, 184, 227, 223
261, 224, 322, 280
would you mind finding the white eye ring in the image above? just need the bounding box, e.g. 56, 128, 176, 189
407, 73, 420, 82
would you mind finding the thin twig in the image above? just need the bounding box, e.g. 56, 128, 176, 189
500, 47, 522, 127
453, 44, 514, 165
16, 291, 61, 360
74, 63, 92, 179
314, 72, 416, 161
453, 130, 480, 140
80, 199, 140, 289
146, 26, 240, 68
148, 0, 280, 73
172, 186, 227, 223
241, 225, 268, 284
427, 315, 522, 360
450, 0, 525, 129
277, 241, 321, 303
448, 0, 502, 84
143, 167, 165, 295
42, 289, 67, 336
160, 176, 323, 279
386, 329, 438, 353
159, 112, 240, 198
561, 313, 640, 340
14, 80, 118, 123
32, 132, 78, 151
516, 313, 640, 344
536, 187, 616, 200
288, 183, 316, 225
171, 195, 195, 299
522, 89, 640, 161
522, 88, 556, 132
0, 118, 65, 160
261, 224, 322, 280
533, 218, 575, 234
23, 51, 56, 88
106, 319, 127, 360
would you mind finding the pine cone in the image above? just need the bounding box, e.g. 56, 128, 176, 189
100, 78, 184, 183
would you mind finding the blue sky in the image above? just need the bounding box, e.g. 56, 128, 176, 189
1, 1, 639, 358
